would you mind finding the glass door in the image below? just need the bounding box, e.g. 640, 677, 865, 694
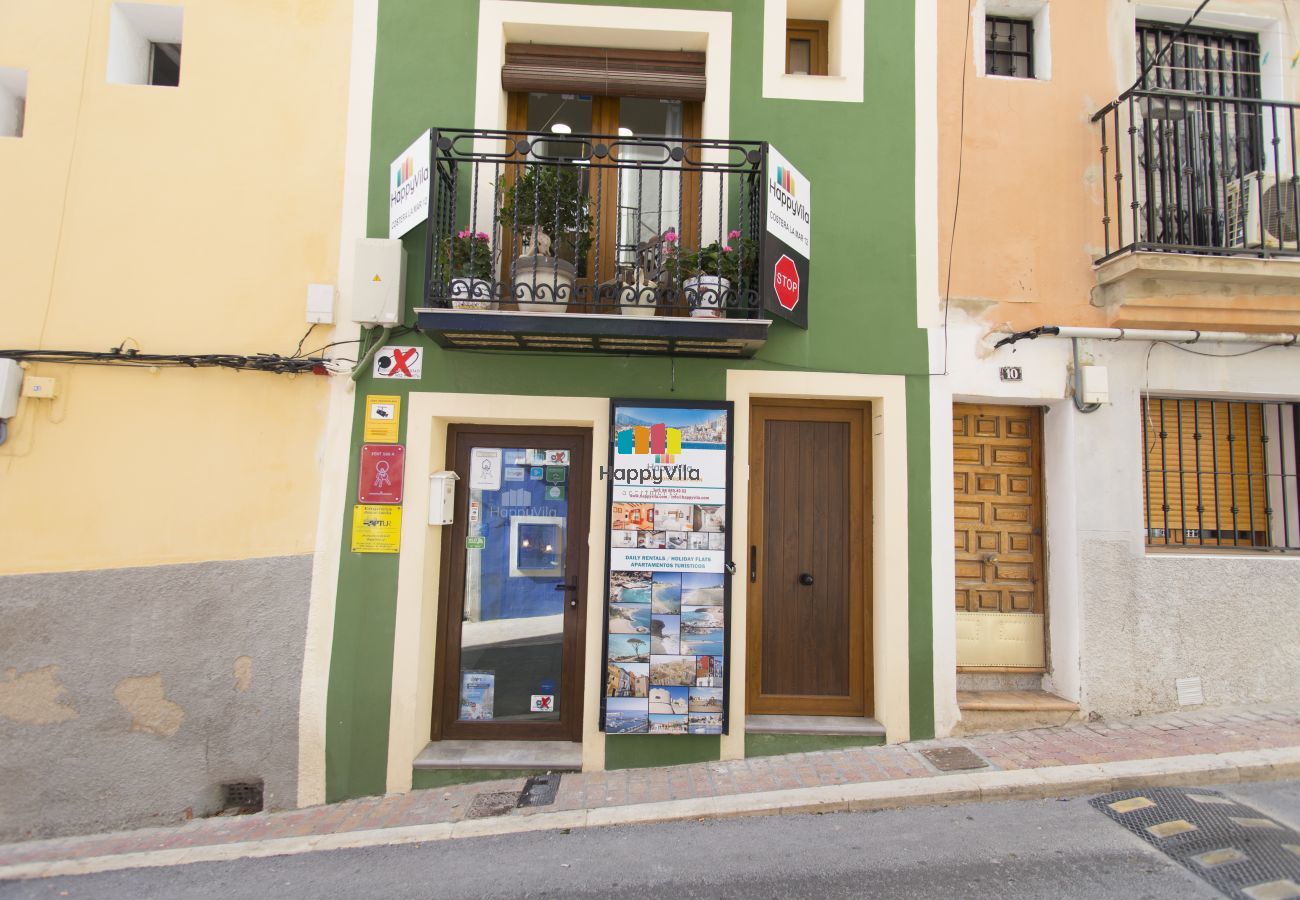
436, 426, 590, 741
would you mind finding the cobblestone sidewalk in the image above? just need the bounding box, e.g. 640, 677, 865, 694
2, 704, 1297, 869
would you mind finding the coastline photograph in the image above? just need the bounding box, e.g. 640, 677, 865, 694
609, 570, 651, 604
681, 572, 724, 606
648, 713, 688, 734
614, 407, 727, 449
688, 687, 723, 712
650, 614, 680, 655
682, 604, 724, 629
688, 713, 723, 734
609, 603, 650, 635
608, 634, 650, 663
651, 572, 681, 613
605, 697, 649, 734
679, 627, 724, 655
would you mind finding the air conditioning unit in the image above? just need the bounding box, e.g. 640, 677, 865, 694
1225, 172, 1300, 248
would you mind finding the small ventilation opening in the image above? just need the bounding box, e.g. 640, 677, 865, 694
219, 780, 264, 815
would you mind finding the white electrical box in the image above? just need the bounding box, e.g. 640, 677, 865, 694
1081, 365, 1110, 405
429, 470, 459, 525
22, 376, 57, 399
306, 283, 336, 324
352, 239, 406, 326
0, 359, 21, 418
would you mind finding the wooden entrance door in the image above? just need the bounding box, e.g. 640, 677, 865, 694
433, 426, 591, 741
952, 405, 1046, 657
748, 402, 871, 716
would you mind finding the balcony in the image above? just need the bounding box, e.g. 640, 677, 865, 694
415, 128, 772, 358
1091, 90, 1300, 332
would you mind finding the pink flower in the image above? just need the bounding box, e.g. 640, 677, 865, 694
728, 229, 741, 240
662, 229, 679, 244
457, 228, 471, 239
722, 245, 733, 253
475, 231, 490, 241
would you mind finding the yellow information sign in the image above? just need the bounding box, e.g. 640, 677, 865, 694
363, 394, 401, 443
351, 504, 402, 553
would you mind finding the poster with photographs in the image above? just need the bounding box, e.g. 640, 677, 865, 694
602, 401, 731, 736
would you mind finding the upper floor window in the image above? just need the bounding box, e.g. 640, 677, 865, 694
107, 3, 184, 87
0, 67, 26, 138
985, 16, 1033, 78
1142, 397, 1300, 552
785, 19, 828, 76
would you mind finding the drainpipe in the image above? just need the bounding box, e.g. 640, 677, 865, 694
351, 326, 392, 383
993, 325, 1300, 414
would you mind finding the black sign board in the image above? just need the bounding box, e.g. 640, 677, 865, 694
760, 144, 811, 329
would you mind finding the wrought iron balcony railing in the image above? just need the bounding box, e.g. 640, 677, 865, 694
424, 128, 765, 317
1093, 90, 1300, 262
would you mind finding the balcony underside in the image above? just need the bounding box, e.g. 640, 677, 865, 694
414, 308, 770, 358
1092, 250, 1300, 332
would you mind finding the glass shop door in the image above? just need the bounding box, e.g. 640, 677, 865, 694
435, 426, 590, 741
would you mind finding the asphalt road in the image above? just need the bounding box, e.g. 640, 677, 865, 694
3, 780, 1298, 899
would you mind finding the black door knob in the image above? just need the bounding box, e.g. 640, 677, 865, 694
799, 573, 814, 586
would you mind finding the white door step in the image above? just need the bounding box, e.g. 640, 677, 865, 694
746, 715, 886, 737
413, 740, 582, 771
957, 690, 1078, 713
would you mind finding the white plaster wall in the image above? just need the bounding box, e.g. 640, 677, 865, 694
942, 317, 1300, 719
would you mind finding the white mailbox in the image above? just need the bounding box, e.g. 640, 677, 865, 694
428, 471, 459, 525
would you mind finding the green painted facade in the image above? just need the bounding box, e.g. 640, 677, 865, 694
325, 0, 932, 803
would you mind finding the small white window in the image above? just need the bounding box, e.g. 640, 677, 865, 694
107, 3, 184, 87
974, 0, 1051, 81
0, 68, 27, 137
763, 0, 865, 103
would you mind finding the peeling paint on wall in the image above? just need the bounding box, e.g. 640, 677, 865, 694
114, 673, 185, 738
0, 665, 78, 725
233, 656, 253, 693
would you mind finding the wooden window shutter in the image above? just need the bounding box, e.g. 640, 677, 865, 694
1142, 398, 1269, 542
501, 44, 706, 101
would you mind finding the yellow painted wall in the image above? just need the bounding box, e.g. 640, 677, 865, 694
937, 0, 1300, 332
0, 0, 352, 573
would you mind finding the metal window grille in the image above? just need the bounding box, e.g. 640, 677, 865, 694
985, 16, 1033, 79
1141, 397, 1300, 551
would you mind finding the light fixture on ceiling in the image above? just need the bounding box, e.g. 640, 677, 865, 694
618, 127, 634, 137
550, 123, 572, 134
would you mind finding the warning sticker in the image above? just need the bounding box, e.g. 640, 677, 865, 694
363, 395, 401, 442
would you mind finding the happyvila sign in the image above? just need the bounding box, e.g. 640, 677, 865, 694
761, 145, 810, 329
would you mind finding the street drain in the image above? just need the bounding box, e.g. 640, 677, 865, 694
919, 746, 989, 772
1091, 787, 1300, 898
466, 790, 522, 819
517, 774, 562, 809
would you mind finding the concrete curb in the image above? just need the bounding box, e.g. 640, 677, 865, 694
3, 746, 1298, 881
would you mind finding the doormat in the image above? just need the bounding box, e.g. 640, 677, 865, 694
517, 774, 563, 809
919, 746, 989, 772
1091, 787, 1300, 898
466, 790, 522, 819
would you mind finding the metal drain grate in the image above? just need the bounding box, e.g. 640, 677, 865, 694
919, 746, 989, 772
1091, 787, 1300, 898
517, 774, 562, 809
219, 780, 264, 815
466, 790, 522, 820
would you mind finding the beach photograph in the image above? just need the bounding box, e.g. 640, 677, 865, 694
679, 627, 724, 655
608, 570, 651, 604
614, 407, 728, 448
654, 504, 693, 531
648, 713, 688, 734
647, 684, 689, 715
611, 502, 654, 531
606, 662, 648, 698
682, 604, 725, 629
651, 572, 681, 613
605, 697, 649, 734
609, 603, 650, 635
682, 572, 724, 606
649, 654, 695, 686
688, 713, 723, 734
650, 614, 680, 655
608, 634, 650, 663
692, 504, 725, 533
688, 687, 723, 712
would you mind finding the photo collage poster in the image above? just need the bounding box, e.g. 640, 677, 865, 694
603, 401, 731, 736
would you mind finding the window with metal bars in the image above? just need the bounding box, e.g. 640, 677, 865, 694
1141, 397, 1300, 551
985, 16, 1033, 78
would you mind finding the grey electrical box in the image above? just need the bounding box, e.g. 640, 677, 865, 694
352, 239, 406, 326
0, 358, 21, 419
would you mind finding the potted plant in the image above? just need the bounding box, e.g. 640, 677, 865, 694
663, 229, 758, 318
439, 229, 495, 309
498, 165, 593, 313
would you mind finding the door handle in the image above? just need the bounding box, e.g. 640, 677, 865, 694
554, 579, 579, 608
750, 545, 757, 583
799, 573, 814, 586
982, 553, 999, 565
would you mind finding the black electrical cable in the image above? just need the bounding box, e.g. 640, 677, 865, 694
0, 348, 331, 375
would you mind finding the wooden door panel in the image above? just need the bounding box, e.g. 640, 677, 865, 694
952, 404, 1045, 617
748, 403, 871, 716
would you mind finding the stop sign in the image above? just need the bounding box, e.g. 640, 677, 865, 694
773, 254, 800, 311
